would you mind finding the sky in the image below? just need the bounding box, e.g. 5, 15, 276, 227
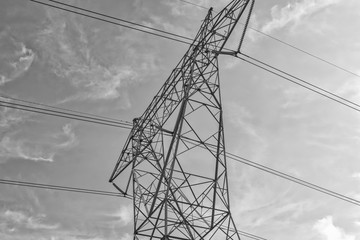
0, 0, 360, 239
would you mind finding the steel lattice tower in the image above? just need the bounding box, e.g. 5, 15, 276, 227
110, 1, 251, 239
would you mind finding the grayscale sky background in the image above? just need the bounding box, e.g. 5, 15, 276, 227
0, 0, 360, 239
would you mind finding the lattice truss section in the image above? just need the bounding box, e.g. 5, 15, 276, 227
110, 1, 250, 239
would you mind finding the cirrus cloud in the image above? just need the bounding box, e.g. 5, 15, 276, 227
0, 123, 78, 163
1, 209, 59, 231
262, 0, 341, 34
35, 7, 139, 104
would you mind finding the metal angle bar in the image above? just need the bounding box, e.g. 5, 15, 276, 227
237, 0, 255, 52
149, 200, 166, 238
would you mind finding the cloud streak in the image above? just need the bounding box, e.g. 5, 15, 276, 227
0, 135, 55, 162
0, 123, 78, 163
1, 209, 59, 232
261, 0, 341, 34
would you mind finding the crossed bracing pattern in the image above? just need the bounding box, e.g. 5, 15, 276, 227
110, 1, 251, 239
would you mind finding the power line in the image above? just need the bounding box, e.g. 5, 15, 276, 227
3, 95, 359, 207
178, 0, 206, 9
0, 100, 133, 129
0, 178, 130, 198
177, 0, 360, 79
242, 54, 360, 109
30, 0, 192, 45
30, 0, 360, 117
0, 94, 132, 125
0, 178, 267, 240
26, 2, 360, 123
24, 0, 360, 207
246, 26, 360, 79
180, 138, 360, 208
48, 0, 195, 42
178, 0, 208, 10
236, 54, 360, 113
3, 94, 359, 207
32, 0, 248, 54
225, 153, 360, 207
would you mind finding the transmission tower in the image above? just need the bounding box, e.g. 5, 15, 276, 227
110, 0, 253, 239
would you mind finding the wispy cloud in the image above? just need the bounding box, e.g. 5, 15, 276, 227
0, 105, 46, 162
34, 7, 145, 105
313, 216, 356, 240
230, 169, 316, 229
54, 123, 78, 150
261, 0, 341, 34
0, 106, 26, 128
1, 210, 59, 231
0, 135, 55, 162
0, 123, 78, 163
0, 35, 35, 86
59, 65, 137, 103
251, 200, 314, 227
0, 208, 120, 240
